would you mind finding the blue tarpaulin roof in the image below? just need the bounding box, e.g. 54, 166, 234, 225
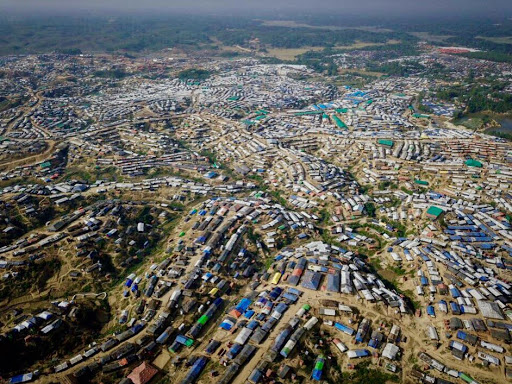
235, 298, 252, 312
326, 272, 340, 292
301, 270, 322, 290
9, 374, 33, 384
244, 310, 255, 318
334, 322, 355, 335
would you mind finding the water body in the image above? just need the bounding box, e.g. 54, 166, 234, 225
498, 118, 512, 133
485, 118, 512, 136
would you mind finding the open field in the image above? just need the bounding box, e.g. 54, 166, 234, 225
409, 32, 455, 42
477, 35, 512, 44
259, 20, 393, 33
266, 40, 401, 60
338, 68, 385, 77
335, 39, 400, 49
265, 46, 324, 60
206, 37, 254, 56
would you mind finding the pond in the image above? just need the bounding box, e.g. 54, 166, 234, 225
485, 117, 512, 137
498, 118, 512, 133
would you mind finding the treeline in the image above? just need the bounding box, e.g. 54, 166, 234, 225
295, 48, 337, 74
367, 60, 425, 76
466, 92, 512, 114
0, 15, 215, 54
293, 42, 421, 75
55, 48, 83, 55
0, 15, 412, 55
377, 18, 512, 60
357, 42, 419, 57
488, 130, 512, 141
3, 13, 512, 61
437, 82, 512, 114
93, 69, 129, 79
177, 68, 211, 81
458, 51, 512, 64
218, 26, 395, 49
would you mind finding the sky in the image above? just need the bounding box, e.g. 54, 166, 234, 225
1, 0, 511, 18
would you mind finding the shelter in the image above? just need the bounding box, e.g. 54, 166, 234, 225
127, 362, 158, 384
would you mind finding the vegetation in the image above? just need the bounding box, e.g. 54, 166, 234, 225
2, 13, 512, 67
246, 226, 262, 244
0, 15, 413, 56
341, 361, 399, 384
487, 130, 512, 141
459, 51, 512, 63
319, 208, 330, 224
364, 202, 376, 218
55, 48, 83, 55
0, 95, 29, 113
217, 25, 398, 49
437, 81, 512, 114
178, 68, 211, 81
378, 180, 398, 190
389, 265, 407, 276
199, 149, 217, 163
93, 69, 129, 79
247, 174, 264, 183
0, 258, 61, 301
269, 189, 289, 208
367, 60, 425, 76
0, 301, 106, 376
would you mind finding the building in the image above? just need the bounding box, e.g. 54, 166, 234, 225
426, 206, 444, 220
127, 362, 158, 384
382, 343, 400, 360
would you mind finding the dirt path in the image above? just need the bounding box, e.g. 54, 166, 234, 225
0, 140, 56, 171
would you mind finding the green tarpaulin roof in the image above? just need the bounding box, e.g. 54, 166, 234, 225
294, 110, 323, 116
465, 159, 483, 168
426, 206, 444, 217
378, 139, 394, 147
332, 115, 347, 129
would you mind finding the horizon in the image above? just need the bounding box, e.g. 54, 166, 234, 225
2, 0, 512, 19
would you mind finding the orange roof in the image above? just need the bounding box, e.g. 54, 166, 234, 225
127, 362, 159, 384
229, 309, 242, 318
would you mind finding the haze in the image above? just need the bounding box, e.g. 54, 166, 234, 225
2, 0, 512, 18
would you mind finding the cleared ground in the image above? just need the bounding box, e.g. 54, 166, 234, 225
266, 40, 401, 60
477, 35, 512, 44
409, 32, 455, 43
259, 20, 393, 33
338, 68, 385, 77
266, 46, 325, 60
335, 39, 401, 49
